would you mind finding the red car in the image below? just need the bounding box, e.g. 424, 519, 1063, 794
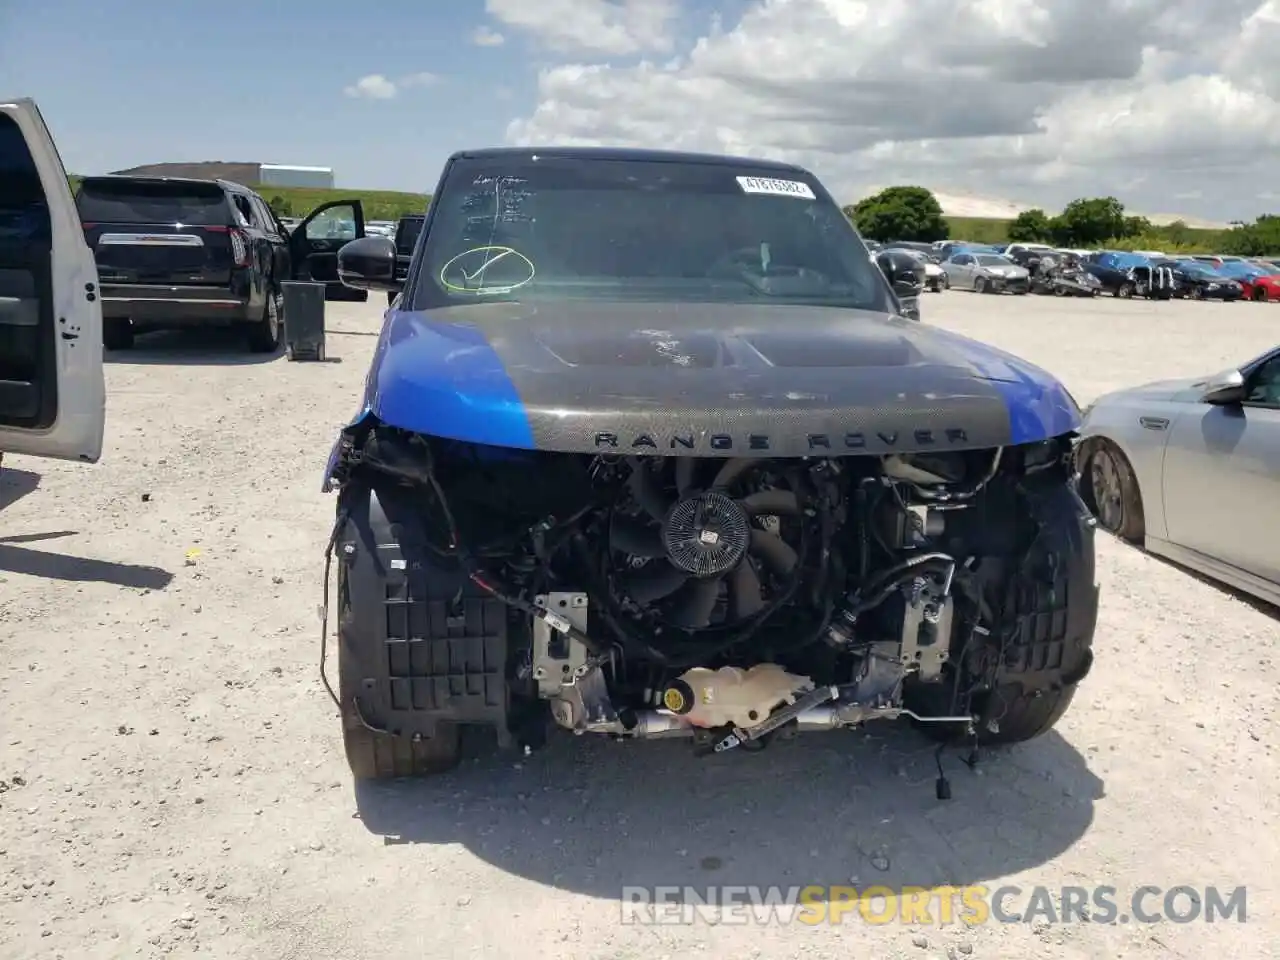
1240, 272, 1280, 301
1204, 259, 1280, 300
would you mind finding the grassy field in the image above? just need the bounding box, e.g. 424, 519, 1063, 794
255, 186, 429, 221
67, 177, 1234, 250
942, 215, 1229, 250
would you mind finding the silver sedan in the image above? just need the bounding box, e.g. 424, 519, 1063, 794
1074, 344, 1280, 606
941, 252, 1030, 294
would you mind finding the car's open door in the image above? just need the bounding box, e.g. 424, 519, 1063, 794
289, 199, 367, 302
0, 97, 104, 464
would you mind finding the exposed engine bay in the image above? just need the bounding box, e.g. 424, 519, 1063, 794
331, 425, 1082, 759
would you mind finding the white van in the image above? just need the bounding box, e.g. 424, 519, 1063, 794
0, 98, 105, 467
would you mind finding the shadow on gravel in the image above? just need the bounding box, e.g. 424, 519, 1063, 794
0, 529, 76, 544
0, 466, 40, 511
105, 329, 282, 365
0, 542, 174, 588
353, 724, 1102, 902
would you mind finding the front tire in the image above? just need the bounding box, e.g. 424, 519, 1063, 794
332, 482, 513, 781
336, 548, 463, 780
1116, 282, 1135, 299
974, 276, 988, 294
341, 700, 461, 781
909, 479, 1097, 745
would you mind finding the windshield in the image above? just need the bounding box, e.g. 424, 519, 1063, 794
75, 178, 231, 225
976, 255, 1013, 266
1217, 261, 1265, 277
409, 155, 891, 311
1178, 264, 1217, 280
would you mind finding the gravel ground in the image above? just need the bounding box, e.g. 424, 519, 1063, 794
1, 292, 1277, 960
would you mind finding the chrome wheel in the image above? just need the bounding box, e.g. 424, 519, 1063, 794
1089, 448, 1125, 532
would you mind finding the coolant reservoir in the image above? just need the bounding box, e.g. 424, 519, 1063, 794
661, 664, 814, 729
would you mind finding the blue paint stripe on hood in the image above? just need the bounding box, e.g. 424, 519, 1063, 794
924, 326, 1081, 443
365, 310, 536, 448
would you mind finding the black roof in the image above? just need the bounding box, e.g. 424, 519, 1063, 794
448, 146, 808, 173
79, 173, 252, 192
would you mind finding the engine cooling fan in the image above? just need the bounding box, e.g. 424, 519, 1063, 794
609, 457, 802, 629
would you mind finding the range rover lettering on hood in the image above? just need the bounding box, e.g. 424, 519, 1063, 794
593, 427, 970, 452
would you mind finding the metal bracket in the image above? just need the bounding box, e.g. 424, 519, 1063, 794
531, 592, 589, 698
900, 580, 953, 682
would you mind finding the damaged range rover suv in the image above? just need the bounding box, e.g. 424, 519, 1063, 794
323, 148, 1097, 783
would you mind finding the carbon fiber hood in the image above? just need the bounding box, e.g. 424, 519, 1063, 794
352, 300, 1080, 457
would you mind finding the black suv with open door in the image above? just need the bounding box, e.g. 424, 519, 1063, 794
74, 176, 366, 351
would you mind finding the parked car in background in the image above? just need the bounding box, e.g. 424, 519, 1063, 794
1168, 260, 1244, 300
1189, 255, 1247, 268
1210, 260, 1280, 301
387, 213, 425, 305
75, 176, 369, 350
1028, 252, 1102, 297
873, 247, 924, 317
1003, 242, 1056, 260
883, 240, 934, 255
0, 96, 106, 469
937, 241, 1004, 260
1003, 243, 1058, 277
1086, 252, 1174, 299
1076, 344, 1280, 607
885, 245, 946, 291
942, 251, 1029, 293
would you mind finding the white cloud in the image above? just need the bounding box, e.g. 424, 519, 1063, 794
399, 72, 438, 88
503, 0, 1280, 220
343, 72, 438, 99
485, 0, 680, 54
471, 25, 506, 46
344, 74, 398, 99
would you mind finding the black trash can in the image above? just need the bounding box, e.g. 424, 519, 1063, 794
281, 281, 326, 361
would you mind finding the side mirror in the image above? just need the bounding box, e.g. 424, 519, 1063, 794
337, 236, 398, 291
891, 276, 920, 298
1201, 369, 1246, 405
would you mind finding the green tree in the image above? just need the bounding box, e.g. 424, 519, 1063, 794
1122, 215, 1152, 238
1006, 209, 1051, 242
850, 186, 949, 242
267, 195, 293, 216
1220, 214, 1280, 256
1162, 220, 1192, 246
1048, 197, 1128, 246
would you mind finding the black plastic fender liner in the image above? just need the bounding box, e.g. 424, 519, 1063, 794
996, 479, 1098, 690
907, 475, 1098, 744
335, 481, 514, 746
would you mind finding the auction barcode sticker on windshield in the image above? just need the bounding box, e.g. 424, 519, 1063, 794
736, 176, 816, 199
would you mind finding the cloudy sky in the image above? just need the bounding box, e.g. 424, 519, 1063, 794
4, 0, 1279, 222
